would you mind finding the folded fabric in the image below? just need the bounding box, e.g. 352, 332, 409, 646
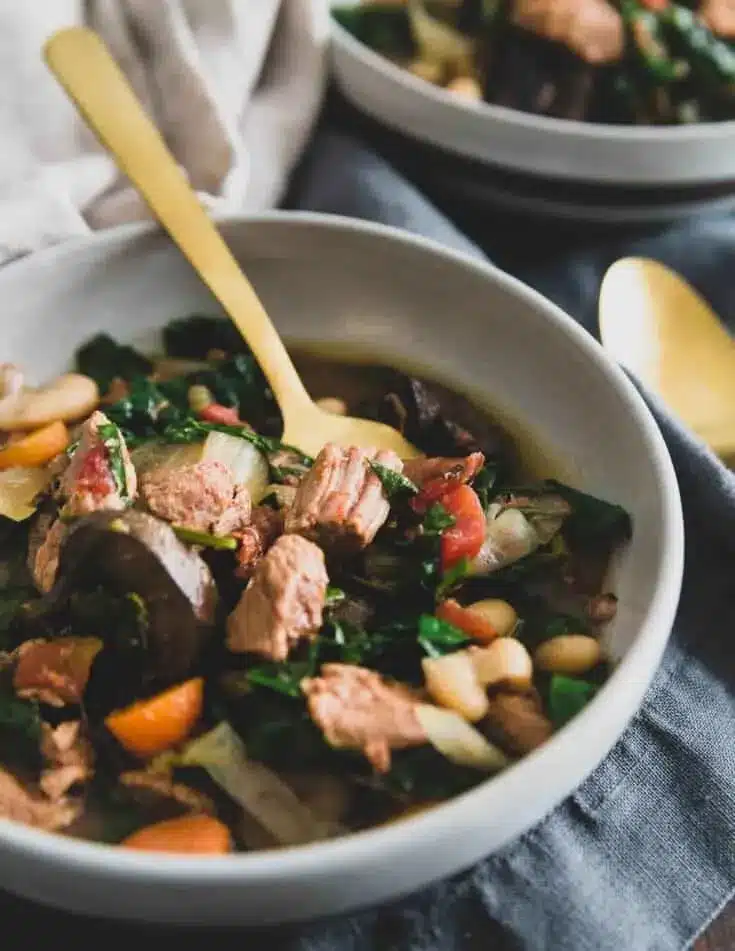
280, 128, 735, 951
0, 0, 328, 265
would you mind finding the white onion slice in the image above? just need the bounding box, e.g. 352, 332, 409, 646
201, 432, 269, 503
415, 704, 510, 772
178, 723, 342, 846
0, 466, 52, 521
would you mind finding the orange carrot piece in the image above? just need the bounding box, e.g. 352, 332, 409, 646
436, 598, 499, 643
0, 421, 69, 470
121, 814, 231, 854
105, 677, 204, 758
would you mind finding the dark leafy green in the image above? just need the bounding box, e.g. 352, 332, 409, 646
163, 315, 249, 360
472, 464, 499, 510
75, 334, 152, 393
542, 480, 633, 549
0, 688, 43, 772
436, 556, 472, 600
548, 674, 598, 728
104, 377, 183, 445
369, 462, 418, 500
0, 585, 36, 649
421, 503, 455, 536
381, 746, 480, 801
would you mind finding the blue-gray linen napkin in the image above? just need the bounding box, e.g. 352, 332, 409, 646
1, 126, 733, 951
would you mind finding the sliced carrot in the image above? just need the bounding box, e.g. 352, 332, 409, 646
121, 814, 232, 854
436, 598, 498, 643
0, 421, 69, 471
105, 677, 204, 758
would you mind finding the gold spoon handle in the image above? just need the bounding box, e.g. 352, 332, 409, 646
44, 27, 311, 420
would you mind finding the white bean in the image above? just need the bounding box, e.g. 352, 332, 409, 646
422, 652, 488, 722
466, 599, 518, 638
446, 76, 483, 100
534, 635, 602, 675
0, 374, 99, 431
470, 638, 533, 689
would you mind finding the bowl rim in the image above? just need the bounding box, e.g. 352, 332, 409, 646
330, 16, 735, 144
0, 211, 684, 885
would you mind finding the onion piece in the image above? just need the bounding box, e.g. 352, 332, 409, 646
415, 704, 510, 772
470, 508, 540, 575
132, 432, 269, 502
178, 722, 343, 846
201, 432, 269, 503
0, 466, 52, 521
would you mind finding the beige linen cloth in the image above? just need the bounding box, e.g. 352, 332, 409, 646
0, 0, 329, 266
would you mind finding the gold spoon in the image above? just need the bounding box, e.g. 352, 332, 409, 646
44, 27, 419, 461
599, 256, 735, 463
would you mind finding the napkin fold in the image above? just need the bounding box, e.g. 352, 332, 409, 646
0, 0, 328, 265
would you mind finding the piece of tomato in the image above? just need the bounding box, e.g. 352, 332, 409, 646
199, 403, 242, 426
440, 484, 485, 570
436, 598, 498, 643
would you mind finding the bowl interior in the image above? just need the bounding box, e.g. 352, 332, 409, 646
5, 215, 672, 667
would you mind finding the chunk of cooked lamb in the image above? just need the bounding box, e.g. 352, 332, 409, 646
701, 0, 735, 37
226, 534, 328, 660
234, 504, 284, 580
0, 767, 79, 831
511, 0, 624, 64
141, 460, 251, 535
302, 664, 427, 773
285, 444, 402, 552
39, 721, 94, 801
60, 410, 137, 516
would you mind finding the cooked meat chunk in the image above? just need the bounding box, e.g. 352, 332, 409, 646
60, 410, 137, 516
0, 767, 79, 831
39, 721, 94, 801
234, 504, 284, 580
285, 444, 402, 552
701, 0, 735, 37
28, 517, 66, 593
13, 637, 102, 707
403, 451, 485, 490
484, 690, 553, 756
302, 664, 427, 773
511, 0, 624, 64
119, 771, 215, 815
226, 535, 328, 660
141, 460, 251, 535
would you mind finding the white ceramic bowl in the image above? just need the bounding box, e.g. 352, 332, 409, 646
331, 11, 735, 187
0, 213, 683, 926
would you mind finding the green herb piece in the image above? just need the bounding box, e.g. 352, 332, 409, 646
325, 586, 346, 608
97, 421, 130, 501
422, 503, 456, 536
75, 333, 152, 393
162, 417, 312, 465
172, 526, 238, 550
381, 746, 479, 800
246, 663, 311, 699
436, 556, 471, 600
417, 613, 469, 657
105, 376, 183, 445
369, 462, 418, 500
472, 464, 499, 510
548, 674, 598, 728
